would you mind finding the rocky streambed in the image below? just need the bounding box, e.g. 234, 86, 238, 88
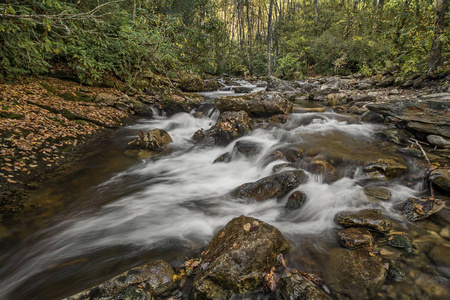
0, 75, 449, 300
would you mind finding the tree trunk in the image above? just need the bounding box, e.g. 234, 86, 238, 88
314, 0, 318, 24
268, 0, 274, 76
429, 0, 448, 70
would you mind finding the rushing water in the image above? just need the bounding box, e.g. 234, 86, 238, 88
0, 85, 440, 300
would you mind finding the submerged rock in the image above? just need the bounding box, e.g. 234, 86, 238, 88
192, 215, 290, 299
232, 170, 308, 202
214, 110, 254, 145
338, 227, 374, 249
326, 248, 387, 299
285, 191, 308, 210
128, 129, 173, 151
388, 265, 406, 282
429, 168, 450, 192
278, 271, 331, 300
385, 232, 414, 253
215, 91, 293, 117
335, 209, 392, 232
66, 260, 177, 299
363, 157, 408, 179
395, 197, 446, 221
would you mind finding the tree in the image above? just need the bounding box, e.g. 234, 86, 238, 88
429, 0, 448, 70
267, 0, 274, 76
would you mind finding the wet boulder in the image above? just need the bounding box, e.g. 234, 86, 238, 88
411, 270, 450, 299
285, 191, 308, 210
363, 187, 392, 202
427, 135, 450, 148
278, 271, 331, 300
429, 168, 450, 192
128, 129, 173, 151
363, 157, 408, 179
192, 215, 290, 299
232, 170, 308, 202
395, 197, 446, 221
367, 96, 450, 138
335, 209, 392, 232
66, 260, 177, 299
215, 91, 293, 117
338, 227, 374, 249
214, 110, 254, 145
326, 248, 387, 299
233, 140, 263, 157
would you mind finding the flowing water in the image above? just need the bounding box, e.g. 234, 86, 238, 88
0, 84, 447, 299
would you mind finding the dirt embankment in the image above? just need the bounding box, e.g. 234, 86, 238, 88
0, 77, 137, 223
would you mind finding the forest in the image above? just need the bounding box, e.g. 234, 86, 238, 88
1, 0, 448, 84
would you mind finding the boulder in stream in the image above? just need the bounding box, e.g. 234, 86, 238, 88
429, 168, 450, 192
214, 110, 254, 145
232, 170, 308, 202
335, 209, 392, 232
395, 197, 446, 221
215, 91, 293, 117
179, 74, 204, 92
192, 215, 290, 299
161, 92, 203, 114
367, 96, 450, 138
128, 129, 173, 151
363, 187, 392, 202
66, 260, 177, 299
285, 191, 308, 210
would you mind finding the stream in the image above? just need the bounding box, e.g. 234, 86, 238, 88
0, 82, 447, 299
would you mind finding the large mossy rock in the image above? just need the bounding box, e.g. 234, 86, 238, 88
429, 168, 450, 192
335, 209, 392, 232
214, 110, 254, 145
161, 92, 203, 114
128, 129, 173, 151
278, 271, 332, 300
326, 248, 387, 299
367, 96, 450, 138
192, 216, 290, 299
66, 260, 177, 299
215, 91, 293, 117
232, 170, 308, 202
395, 197, 446, 221
179, 74, 204, 92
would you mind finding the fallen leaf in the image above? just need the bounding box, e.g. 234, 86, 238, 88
243, 223, 251, 231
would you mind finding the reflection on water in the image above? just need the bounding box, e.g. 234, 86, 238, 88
0, 98, 437, 299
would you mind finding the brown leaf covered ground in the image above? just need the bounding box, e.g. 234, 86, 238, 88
0, 77, 132, 207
